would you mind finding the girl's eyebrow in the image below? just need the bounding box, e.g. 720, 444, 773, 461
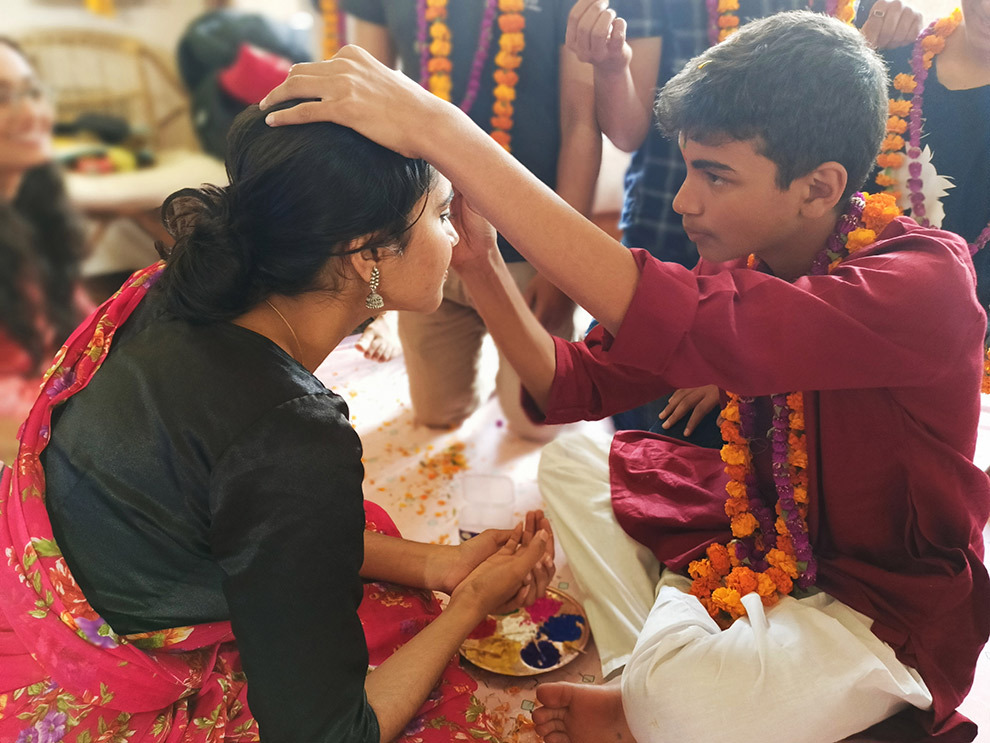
439, 188, 455, 209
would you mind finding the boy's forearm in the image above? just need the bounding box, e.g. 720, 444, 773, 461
418, 108, 640, 335
457, 256, 558, 413
595, 64, 652, 151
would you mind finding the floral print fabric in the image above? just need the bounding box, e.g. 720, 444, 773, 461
0, 264, 497, 742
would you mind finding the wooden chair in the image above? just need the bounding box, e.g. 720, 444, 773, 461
15, 29, 227, 287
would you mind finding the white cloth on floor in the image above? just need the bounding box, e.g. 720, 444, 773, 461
539, 431, 933, 743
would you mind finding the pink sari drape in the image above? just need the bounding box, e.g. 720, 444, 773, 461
0, 264, 495, 742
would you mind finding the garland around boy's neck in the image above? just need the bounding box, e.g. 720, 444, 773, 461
418, 0, 525, 151
706, 0, 855, 45
691, 193, 901, 628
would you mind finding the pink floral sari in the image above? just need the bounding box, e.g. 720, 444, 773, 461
0, 264, 498, 743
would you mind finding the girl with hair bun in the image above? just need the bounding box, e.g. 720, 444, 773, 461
0, 102, 554, 743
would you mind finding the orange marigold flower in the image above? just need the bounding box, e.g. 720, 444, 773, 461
495, 51, 522, 69
721, 421, 745, 445
428, 57, 452, 73
498, 12, 526, 32
893, 73, 916, 94
933, 9, 962, 36
688, 558, 714, 581
494, 70, 519, 87
776, 533, 795, 556
499, 32, 525, 54
707, 543, 732, 576
886, 115, 908, 134
429, 73, 452, 100
717, 28, 735, 42
717, 0, 739, 10
499, 0, 525, 10
494, 84, 517, 101
876, 152, 904, 170
493, 100, 514, 117
721, 399, 741, 422
766, 548, 800, 578
862, 193, 900, 231
711, 587, 747, 619
845, 227, 877, 253
787, 446, 808, 469
731, 512, 759, 538
888, 99, 911, 117
490, 130, 512, 150
717, 14, 740, 28
491, 115, 514, 131
721, 443, 749, 467
425, 7, 445, 21
724, 496, 750, 518
691, 574, 720, 597
756, 571, 778, 601
793, 484, 809, 505
724, 463, 748, 481
881, 134, 905, 152
725, 566, 759, 596
788, 409, 804, 430
838, 4, 856, 23
874, 172, 897, 188
765, 566, 793, 595
785, 391, 803, 411
430, 22, 451, 40
430, 40, 452, 57
921, 35, 946, 55
725, 479, 747, 499
775, 515, 790, 537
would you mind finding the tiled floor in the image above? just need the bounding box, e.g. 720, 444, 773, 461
318, 335, 990, 741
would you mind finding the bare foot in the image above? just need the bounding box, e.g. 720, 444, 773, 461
356, 312, 401, 363
533, 682, 636, 743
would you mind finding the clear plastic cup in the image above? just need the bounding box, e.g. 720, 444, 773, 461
457, 473, 516, 542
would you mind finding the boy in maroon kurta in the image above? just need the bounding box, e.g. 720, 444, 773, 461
261, 10, 990, 743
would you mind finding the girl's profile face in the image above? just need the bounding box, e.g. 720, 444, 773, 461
378, 173, 458, 313
0, 44, 54, 179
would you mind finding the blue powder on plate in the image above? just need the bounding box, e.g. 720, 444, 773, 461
520, 640, 561, 669
540, 614, 585, 642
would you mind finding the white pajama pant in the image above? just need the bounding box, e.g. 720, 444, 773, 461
538, 431, 933, 743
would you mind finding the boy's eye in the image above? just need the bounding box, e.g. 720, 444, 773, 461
705, 172, 725, 185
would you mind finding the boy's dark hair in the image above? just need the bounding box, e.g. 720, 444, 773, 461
156, 101, 434, 323
655, 11, 887, 202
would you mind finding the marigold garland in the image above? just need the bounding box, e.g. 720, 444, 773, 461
876, 10, 990, 390
418, 0, 523, 152
875, 10, 962, 212
707, 0, 854, 45
321, 0, 341, 60
691, 193, 901, 627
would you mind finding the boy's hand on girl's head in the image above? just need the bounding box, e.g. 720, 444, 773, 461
658, 385, 720, 437
260, 45, 439, 159
860, 0, 923, 49
449, 193, 500, 272
566, 0, 632, 74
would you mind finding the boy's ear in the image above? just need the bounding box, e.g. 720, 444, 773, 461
799, 162, 848, 219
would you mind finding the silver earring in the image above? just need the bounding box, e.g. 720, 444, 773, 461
365, 266, 384, 310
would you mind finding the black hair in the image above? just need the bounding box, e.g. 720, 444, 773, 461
655, 11, 888, 202
156, 101, 435, 323
0, 38, 88, 372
